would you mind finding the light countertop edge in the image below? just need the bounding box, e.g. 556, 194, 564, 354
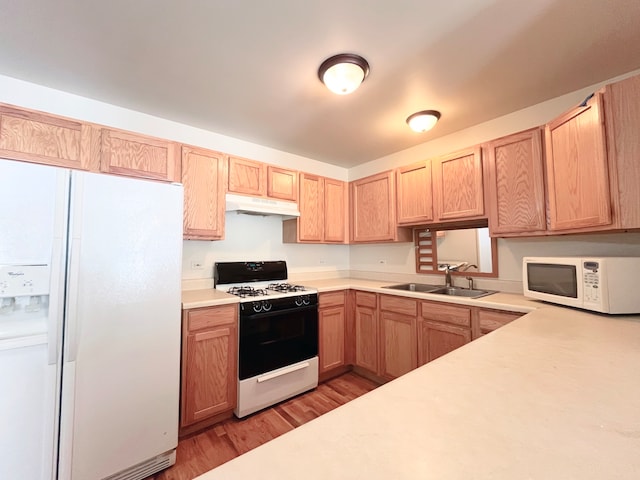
182, 278, 541, 313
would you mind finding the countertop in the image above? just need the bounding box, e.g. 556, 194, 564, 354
182, 277, 541, 313
195, 306, 640, 479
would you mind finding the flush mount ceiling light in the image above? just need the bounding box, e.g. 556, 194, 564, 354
406, 110, 442, 133
318, 53, 370, 95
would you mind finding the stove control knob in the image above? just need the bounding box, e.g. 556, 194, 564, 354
296, 295, 311, 306
261, 300, 272, 312
252, 301, 263, 313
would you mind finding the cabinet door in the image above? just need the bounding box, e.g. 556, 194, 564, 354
604, 75, 640, 229
0, 105, 100, 170
100, 129, 180, 181
475, 309, 521, 338
267, 166, 297, 201
298, 173, 324, 241
354, 305, 378, 374
324, 178, 347, 243
485, 129, 546, 235
417, 320, 471, 366
319, 305, 346, 374
545, 93, 612, 230
228, 155, 266, 196
351, 171, 397, 242
396, 161, 433, 225
182, 146, 226, 239
379, 311, 417, 380
182, 324, 237, 426
433, 147, 484, 221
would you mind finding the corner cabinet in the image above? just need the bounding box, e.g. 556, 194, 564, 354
432, 147, 485, 222
545, 92, 612, 231
284, 173, 347, 244
396, 160, 434, 225
351, 171, 412, 243
100, 128, 181, 182
182, 146, 226, 240
0, 104, 100, 170
485, 128, 547, 235
181, 304, 238, 430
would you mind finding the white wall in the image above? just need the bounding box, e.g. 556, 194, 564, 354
182, 213, 349, 280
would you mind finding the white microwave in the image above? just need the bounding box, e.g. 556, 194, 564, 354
522, 257, 640, 314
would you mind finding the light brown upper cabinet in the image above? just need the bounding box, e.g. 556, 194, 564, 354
485, 128, 547, 235
182, 146, 226, 240
267, 166, 297, 201
100, 128, 180, 182
227, 155, 266, 196
284, 173, 347, 244
545, 92, 612, 231
396, 160, 434, 225
603, 74, 640, 230
351, 171, 412, 243
0, 104, 100, 170
432, 147, 485, 222
228, 155, 297, 201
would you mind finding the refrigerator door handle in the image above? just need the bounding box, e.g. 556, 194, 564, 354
65, 239, 81, 363
47, 237, 65, 365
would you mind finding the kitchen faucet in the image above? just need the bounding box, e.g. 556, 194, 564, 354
444, 265, 453, 287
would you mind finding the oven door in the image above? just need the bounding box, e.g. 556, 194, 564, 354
238, 303, 318, 380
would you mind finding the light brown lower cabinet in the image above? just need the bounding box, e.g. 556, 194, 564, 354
354, 291, 379, 374
474, 308, 522, 338
318, 291, 347, 374
417, 301, 472, 366
181, 304, 238, 429
379, 295, 417, 380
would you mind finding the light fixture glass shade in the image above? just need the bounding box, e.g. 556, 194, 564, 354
406, 110, 441, 132
318, 54, 369, 95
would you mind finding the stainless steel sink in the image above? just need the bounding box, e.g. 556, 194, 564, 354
382, 283, 442, 293
429, 287, 494, 298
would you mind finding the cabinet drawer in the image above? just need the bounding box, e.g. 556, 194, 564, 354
319, 291, 346, 308
478, 309, 521, 333
420, 301, 471, 327
380, 295, 417, 316
354, 291, 377, 308
186, 304, 238, 332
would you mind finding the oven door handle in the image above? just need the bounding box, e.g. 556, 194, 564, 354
256, 361, 311, 383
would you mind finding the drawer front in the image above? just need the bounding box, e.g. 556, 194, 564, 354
186, 304, 238, 332
420, 301, 471, 327
380, 295, 417, 316
478, 309, 521, 333
354, 291, 377, 308
319, 290, 346, 308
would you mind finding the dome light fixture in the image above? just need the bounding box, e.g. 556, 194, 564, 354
406, 110, 441, 133
318, 53, 370, 95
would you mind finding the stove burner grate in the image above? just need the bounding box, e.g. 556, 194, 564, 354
267, 283, 306, 293
228, 286, 269, 298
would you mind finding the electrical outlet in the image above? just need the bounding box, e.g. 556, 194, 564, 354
319, 259, 326, 265
190, 261, 205, 270
378, 259, 386, 264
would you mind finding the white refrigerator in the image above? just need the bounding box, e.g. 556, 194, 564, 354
0, 158, 183, 479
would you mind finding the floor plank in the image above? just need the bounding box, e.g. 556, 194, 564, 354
149, 372, 378, 480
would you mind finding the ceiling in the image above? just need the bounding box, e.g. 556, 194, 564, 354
1, 0, 639, 168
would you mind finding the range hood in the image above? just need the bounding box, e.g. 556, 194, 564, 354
225, 193, 300, 219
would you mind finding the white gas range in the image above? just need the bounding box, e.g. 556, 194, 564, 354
214, 261, 319, 417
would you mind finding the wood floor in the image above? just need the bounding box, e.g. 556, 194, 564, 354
149, 372, 379, 480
